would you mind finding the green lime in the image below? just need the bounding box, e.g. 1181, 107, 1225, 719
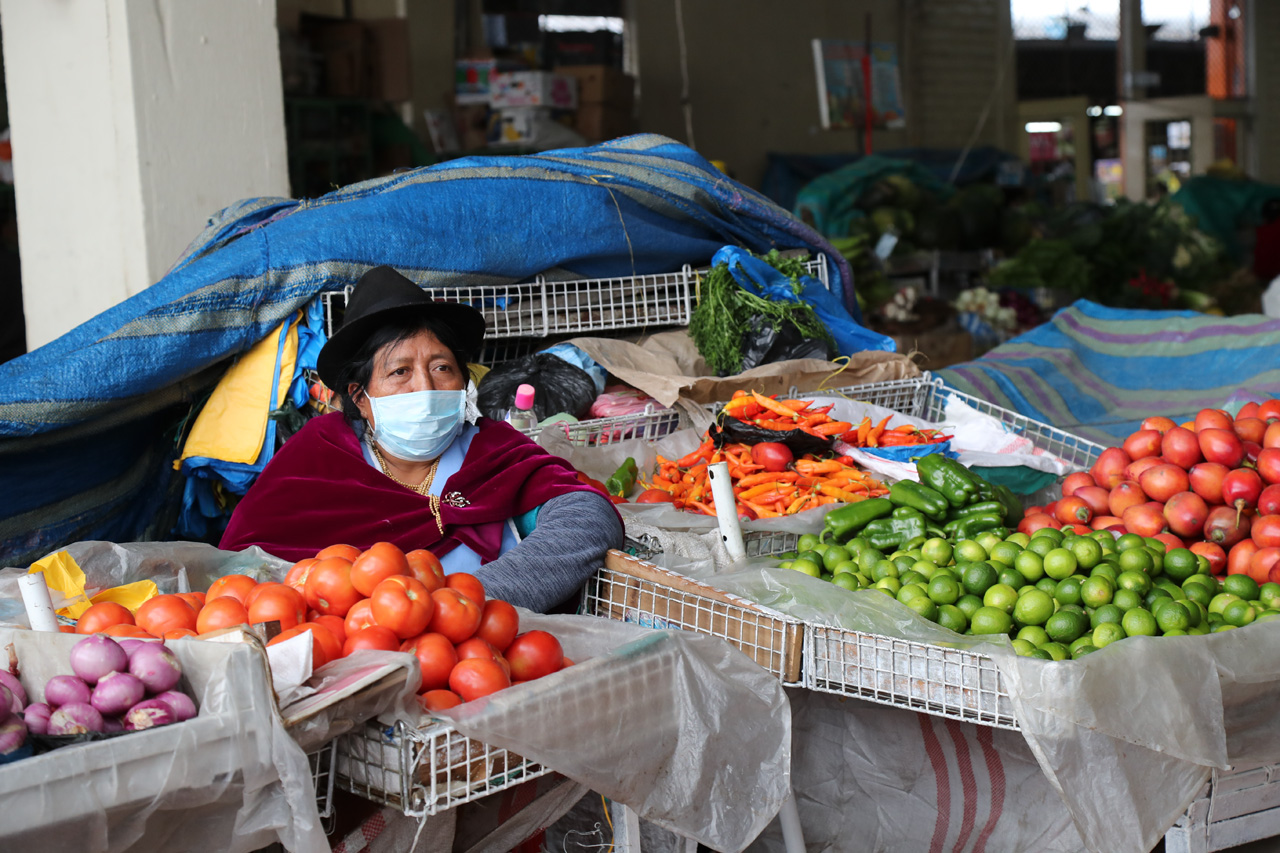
1068, 536, 1104, 570
983, 583, 1020, 614
1155, 600, 1192, 632
910, 561, 939, 581
970, 606, 1014, 635
1054, 576, 1084, 607
1072, 643, 1100, 658
998, 567, 1027, 590
956, 594, 984, 620
1011, 638, 1037, 656
1026, 647, 1054, 660
1117, 547, 1155, 576
779, 551, 799, 561
1222, 599, 1258, 628
1006, 532, 1031, 547
1155, 580, 1186, 600
1122, 607, 1158, 637
1045, 609, 1088, 644
1040, 641, 1070, 661
1212, 622, 1238, 632
988, 540, 1022, 567
937, 604, 969, 634
1092, 622, 1127, 648
874, 577, 902, 596
1068, 635, 1095, 655
955, 539, 989, 564
790, 558, 823, 577
976, 531, 1007, 554
1013, 550, 1045, 583
1090, 563, 1119, 585
844, 537, 871, 555
798, 533, 821, 552
1146, 547, 1165, 576
1209, 592, 1242, 616
832, 573, 860, 592
1112, 587, 1144, 612
1162, 548, 1200, 582
900, 570, 926, 588
1144, 589, 1173, 611
1163, 628, 1189, 636
1116, 570, 1153, 596
905, 595, 940, 621
1090, 603, 1125, 628
1025, 535, 1057, 558
1032, 527, 1065, 546
1017, 625, 1051, 646
1182, 581, 1214, 608
1014, 589, 1056, 627
1223, 575, 1261, 602
1115, 533, 1146, 552
893, 556, 917, 573
961, 563, 1000, 597
822, 546, 852, 571
1257, 611, 1280, 624
1043, 548, 1079, 581
1080, 576, 1115, 609
872, 560, 900, 581
928, 574, 962, 606
1035, 577, 1058, 594
1259, 582, 1280, 610
833, 560, 859, 577
897, 583, 928, 605
859, 548, 887, 571
821, 572, 834, 582
921, 538, 954, 567
1144, 536, 1168, 554
778, 561, 793, 570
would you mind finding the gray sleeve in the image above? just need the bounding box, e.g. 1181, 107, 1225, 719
475, 490, 625, 613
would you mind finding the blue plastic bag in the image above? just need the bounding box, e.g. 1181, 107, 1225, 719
856, 440, 957, 463
712, 247, 896, 357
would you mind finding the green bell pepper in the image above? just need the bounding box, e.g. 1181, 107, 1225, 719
949, 500, 1007, 521
889, 481, 949, 520
821, 497, 894, 544
605, 457, 639, 497
916, 455, 979, 508
862, 506, 929, 551
944, 511, 1006, 541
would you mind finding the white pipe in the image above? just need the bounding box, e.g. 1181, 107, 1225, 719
707, 461, 746, 561
19, 573, 61, 632
778, 790, 807, 853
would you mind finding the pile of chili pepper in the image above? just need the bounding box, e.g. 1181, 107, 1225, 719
641, 437, 889, 519
721, 390, 853, 438
837, 416, 952, 448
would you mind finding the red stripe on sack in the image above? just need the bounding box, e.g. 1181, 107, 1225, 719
918, 714, 952, 853
972, 726, 1006, 853
944, 719, 978, 853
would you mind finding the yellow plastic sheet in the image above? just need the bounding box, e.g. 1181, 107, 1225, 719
29, 551, 157, 618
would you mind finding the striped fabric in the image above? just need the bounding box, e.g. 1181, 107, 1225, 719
938, 299, 1280, 445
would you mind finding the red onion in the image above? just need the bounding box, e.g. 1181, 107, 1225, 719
117, 638, 149, 656
45, 674, 92, 708
0, 716, 26, 755
91, 671, 145, 717
69, 635, 129, 686
0, 671, 27, 711
152, 690, 197, 722
49, 702, 104, 735
0, 685, 11, 720
124, 699, 174, 731
102, 716, 124, 733
128, 643, 182, 694
23, 702, 51, 735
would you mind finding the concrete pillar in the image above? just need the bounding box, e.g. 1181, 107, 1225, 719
0, 0, 289, 351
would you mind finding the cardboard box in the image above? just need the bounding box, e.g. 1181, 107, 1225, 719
455, 58, 497, 105
490, 71, 578, 109
573, 103, 636, 142
363, 19, 411, 102
554, 64, 634, 109
486, 106, 551, 147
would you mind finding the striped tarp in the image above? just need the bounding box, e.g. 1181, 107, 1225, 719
938, 299, 1280, 445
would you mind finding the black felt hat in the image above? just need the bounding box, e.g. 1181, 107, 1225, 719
316, 266, 486, 390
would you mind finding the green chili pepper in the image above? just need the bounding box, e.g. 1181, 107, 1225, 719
605, 457, 639, 497
916, 455, 977, 507
821, 497, 893, 544
949, 512, 1006, 541
950, 500, 1007, 520
889, 481, 949, 520
992, 484, 1025, 526
862, 506, 927, 551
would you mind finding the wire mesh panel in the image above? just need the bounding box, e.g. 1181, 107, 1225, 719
335, 719, 552, 817
525, 405, 682, 446
309, 740, 337, 821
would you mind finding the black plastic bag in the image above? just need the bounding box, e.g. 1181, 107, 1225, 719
477, 353, 598, 422
736, 314, 836, 375
707, 416, 833, 457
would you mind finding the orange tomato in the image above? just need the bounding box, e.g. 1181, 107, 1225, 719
406, 549, 445, 591
58, 625, 76, 634
248, 587, 307, 632
370, 575, 435, 639
419, 689, 462, 712
314, 614, 347, 643
344, 599, 376, 636
76, 602, 135, 635
427, 588, 482, 644
270, 625, 333, 669
207, 574, 258, 607
103, 624, 156, 639
446, 572, 486, 607
316, 543, 361, 562
402, 632, 458, 692
295, 622, 344, 666
475, 599, 519, 653
448, 658, 510, 701
177, 592, 206, 612
285, 558, 317, 592
351, 542, 411, 597
196, 596, 249, 634
304, 557, 362, 617
245, 581, 291, 609
342, 625, 401, 656
135, 594, 199, 637
163, 628, 198, 640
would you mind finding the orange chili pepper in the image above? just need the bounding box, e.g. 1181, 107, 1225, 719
785, 494, 815, 514
856, 417, 873, 445
866, 415, 893, 447
734, 470, 799, 489
738, 481, 796, 501
819, 484, 869, 503
813, 421, 853, 436
690, 500, 717, 516
752, 391, 802, 420
795, 459, 842, 476
739, 499, 779, 518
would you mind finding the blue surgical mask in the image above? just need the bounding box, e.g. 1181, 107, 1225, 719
367, 388, 466, 462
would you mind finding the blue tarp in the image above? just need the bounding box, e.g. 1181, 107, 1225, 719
0, 135, 856, 565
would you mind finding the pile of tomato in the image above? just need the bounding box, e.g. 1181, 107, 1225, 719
72, 542, 571, 712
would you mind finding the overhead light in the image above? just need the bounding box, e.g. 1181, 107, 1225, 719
1087, 106, 1103, 117
1104, 105, 1124, 116
1025, 121, 1063, 133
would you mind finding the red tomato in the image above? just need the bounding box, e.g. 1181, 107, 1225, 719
284, 558, 317, 592
206, 574, 258, 607
177, 592, 206, 612
370, 575, 435, 639
448, 658, 511, 701
1253, 515, 1280, 549
454, 637, 511, 677
635, 489, 675, 504
402, 632, 458, 692
751, 442, 794, 473
419, 689, 462, 712
351, 542, 411, 597
406, 549, 446, 592
342, 625, 401, 656
245, 582, 289, 609
475, 599, 519, 652
446, 572, 486, 607
196, 596, 249, 634
428, 588, 482, 644
135, 594, 198, 637
103, 624, 156, 639
295, 622, 344, 665
314, 614, 347, 643
304, 557, 362, 617
248, 588, 307, 632
163, 628, 198, 640
58, 625, 76, 634
316, 543, 361, 562
270, 624, 333, 669
505, 630, 564, 681
76, 602, 135, 635
344, 599, 376, 636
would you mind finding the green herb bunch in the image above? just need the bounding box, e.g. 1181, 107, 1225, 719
688, 249, 833, 376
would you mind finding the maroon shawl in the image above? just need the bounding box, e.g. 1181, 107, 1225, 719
220, 413, 613, 563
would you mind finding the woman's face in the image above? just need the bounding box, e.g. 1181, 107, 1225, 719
349, 329, 465, 425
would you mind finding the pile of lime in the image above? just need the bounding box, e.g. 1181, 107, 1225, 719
778, 527, 1280, 660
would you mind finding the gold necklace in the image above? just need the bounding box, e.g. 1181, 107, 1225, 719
370, 442, 445, 534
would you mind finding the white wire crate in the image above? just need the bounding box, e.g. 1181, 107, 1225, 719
581, 550, 804, 684
335, 718, 552, 817
1166, 763, 1280, 853
308, 740, 337, 825
525, 404, 682, 446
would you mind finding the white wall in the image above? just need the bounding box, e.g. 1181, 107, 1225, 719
0, 0, 289, 350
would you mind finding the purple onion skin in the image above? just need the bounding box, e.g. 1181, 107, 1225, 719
0, 671, 27, 710
124, 699, 174, 731
49, 702, 104, 735
128, 643, 182, 694
91, 671, 145, 717
152, 690, 197, 722
0, 716, 26, 755
45, 675, 92, 709
102, 716, 124, 733
23, 703, 51, 735
0, 685, 11, 721
69, 634, 129, 686
117, 638, 148, 657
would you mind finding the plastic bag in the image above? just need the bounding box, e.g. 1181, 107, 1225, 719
707, 416, 832, 457
739, 313, 836, 374
477, 353, 598, 422
540, 342, 607, 394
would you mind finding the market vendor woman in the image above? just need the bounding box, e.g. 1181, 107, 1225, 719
220, 266, 623, 612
